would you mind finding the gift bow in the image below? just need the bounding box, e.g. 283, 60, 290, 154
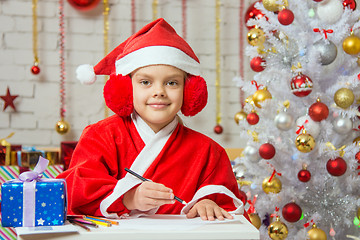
18, 156, 49, 182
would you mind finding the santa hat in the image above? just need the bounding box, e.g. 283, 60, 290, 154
77, 18, 207, 117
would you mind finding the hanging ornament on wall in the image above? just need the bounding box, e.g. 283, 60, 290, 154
278, 8, 294, 25
334, 88, 354, 109
298, 164, 311, 182
295, 130, 316, 153
67, 0, 101, 11
282, 202, 302, 222
343, 32, 360, 55
290, 73, 313, 97
259, 143, 276, 160
268, 216, 288, 240
332, 115, 353, 134
262, 0, 288, 12
250, 56, 266, 72
343, 0, 356, 10
56, 0, 70, 135
296, 115, 320, 138
316, 0, 344, 24
308, 98, 329, 122
245, 1, 266, 29
213, 0, 222, 134
307, 224, 327, 240
31, 0, 40, 75
0, 87, 19, 111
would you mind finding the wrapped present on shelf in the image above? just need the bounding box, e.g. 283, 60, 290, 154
1, 157, 67, 227
0, 133, 21, 166
10, 147, 60, 169
60, 141, 77, 170
0, 165, 20, 200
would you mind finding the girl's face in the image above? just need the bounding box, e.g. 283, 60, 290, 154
131, 65, 185, 133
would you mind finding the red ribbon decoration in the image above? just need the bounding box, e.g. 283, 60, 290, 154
304, 219, 314, 228
246, 195, 257, 214
251, 80, 263, 90
296, 120, 308, 134
313, 28, 333, 39
270, 207, 280, 218
266, 162, 282, 182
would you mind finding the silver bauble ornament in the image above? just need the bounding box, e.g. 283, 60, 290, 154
243, 145, 261, 162
333, 116, 353, 134
274, 111, 294, 131
233, 163, 246, 179
314, 40, 337, 65
296, 115, 320, 138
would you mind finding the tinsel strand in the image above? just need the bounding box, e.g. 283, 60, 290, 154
103, 0, 110, 118
59, 0, 66, 119
182, 0, 187, 40
131, 0, 136, 34
215, 0, 221, 125
152, 0, 158, 21
32, 0, 39, 64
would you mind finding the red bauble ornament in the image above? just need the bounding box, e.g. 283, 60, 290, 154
247, 112, 259, 125
343, 0, 356, 10
31, 65, 40, 75
214, 124, 223, 134
308, 101, 329, 122
326, 157, 347, 176
245, 1, 266, 29
67, 0, 101, 11
259, 143, 276, 159
290, 74, 313, 97
298, 169, 311, 182
278, 9, 294, 25
355, 151, 360, 162
313, 0, 323, 2
250, 56, 266, 72
282, 202, 302, 222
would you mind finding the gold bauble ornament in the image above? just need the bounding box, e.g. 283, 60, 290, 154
249, 213, 261, 229
295, 132, 316, 153
343, 34, 360, 55
262, 0, 288, 12
253, 87, 272, 108
247, 28, 266, 47
262, 175, 282, 194
55, 119, 70, 134
234, 110, 247, 124
334, 88, 354, 109
307, 224, 327, 240
268, 217, 288, 240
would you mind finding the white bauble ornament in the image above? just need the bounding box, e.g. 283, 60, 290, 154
243, 145, 261, 162
296, 115, 320, 138
316, 0, 344, 24
333, 116, 353, 134
275, 111, 294, 131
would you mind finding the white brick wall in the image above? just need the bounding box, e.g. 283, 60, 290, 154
0, 0, 253, 148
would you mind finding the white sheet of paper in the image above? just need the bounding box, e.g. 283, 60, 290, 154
16, 223, 78, 235
110, 214, 243, 231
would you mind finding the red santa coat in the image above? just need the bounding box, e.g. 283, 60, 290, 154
57, 114, 247, 219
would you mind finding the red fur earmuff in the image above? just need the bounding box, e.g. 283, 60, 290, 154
103, 74, 134, 117
181, 75, 208, 116
103, 74, 208, 117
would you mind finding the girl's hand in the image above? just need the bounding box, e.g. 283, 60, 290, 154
123, 181, 175, 211
186, 199, 234, 221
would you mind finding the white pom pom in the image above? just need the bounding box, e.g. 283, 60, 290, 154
76, 64, 96, 84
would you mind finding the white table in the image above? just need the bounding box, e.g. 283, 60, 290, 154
17, 215, 260, 240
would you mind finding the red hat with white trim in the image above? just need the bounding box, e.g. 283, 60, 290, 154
76, 18, 207, 117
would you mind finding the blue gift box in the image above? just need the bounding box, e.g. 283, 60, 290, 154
1, 157, 67, 227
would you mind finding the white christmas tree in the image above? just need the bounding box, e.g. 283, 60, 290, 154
234, 0, 360, 239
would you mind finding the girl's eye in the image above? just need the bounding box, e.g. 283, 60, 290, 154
167, 81, 178, 86
140, 80, 150, 86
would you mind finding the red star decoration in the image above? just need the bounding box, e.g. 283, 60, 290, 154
0, 87, 19, 111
